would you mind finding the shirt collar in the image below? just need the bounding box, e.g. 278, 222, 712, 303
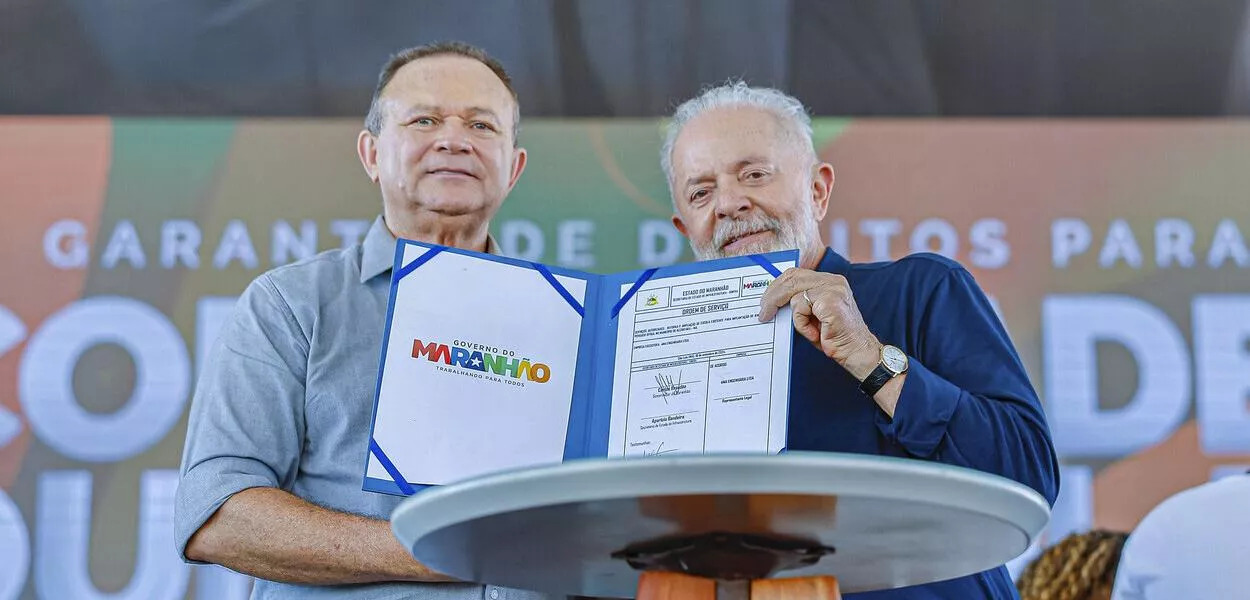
359, 215, 501, 283
816, 246, 852, 276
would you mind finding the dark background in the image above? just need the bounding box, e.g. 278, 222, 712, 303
5, 0, 1250, 118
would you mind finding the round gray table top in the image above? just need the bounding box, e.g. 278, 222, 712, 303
391, 452, 1050, 597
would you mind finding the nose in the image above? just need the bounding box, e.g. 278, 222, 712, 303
712, 184, 752, 220
434, 120, 473, 154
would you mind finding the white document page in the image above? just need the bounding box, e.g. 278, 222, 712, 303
606, 262, 794, 458
368, 245, 585, 486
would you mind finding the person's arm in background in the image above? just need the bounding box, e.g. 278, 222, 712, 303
174, 274, 454, 585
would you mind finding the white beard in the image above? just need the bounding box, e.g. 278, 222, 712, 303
691, 200, 819, 262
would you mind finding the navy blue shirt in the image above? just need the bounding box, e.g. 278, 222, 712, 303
789, 249, 1059, 599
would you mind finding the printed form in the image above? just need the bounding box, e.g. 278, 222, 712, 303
607, 262, 793, 458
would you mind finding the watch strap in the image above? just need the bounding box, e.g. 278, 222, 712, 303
859, 363, 896, 397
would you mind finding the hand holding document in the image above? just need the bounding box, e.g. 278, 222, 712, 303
363, 241, 795, 496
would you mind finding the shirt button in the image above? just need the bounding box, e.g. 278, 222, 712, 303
489, 588, 500, 600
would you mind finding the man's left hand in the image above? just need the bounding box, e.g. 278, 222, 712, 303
758, 268, 882, 381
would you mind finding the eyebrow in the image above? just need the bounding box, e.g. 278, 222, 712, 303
403, 105, 501, 121
683, 157, 772, 188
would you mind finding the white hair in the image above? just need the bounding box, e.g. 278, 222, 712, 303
661, 81, 816, 184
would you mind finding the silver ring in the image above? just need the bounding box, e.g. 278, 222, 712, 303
802, 290, 813, 306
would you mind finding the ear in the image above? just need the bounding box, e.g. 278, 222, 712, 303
671, 214, 690, 238
504, 147, 529, 192
357, 130, 380, 183
811, 162, 835, 221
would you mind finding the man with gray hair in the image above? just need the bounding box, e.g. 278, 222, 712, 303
664, 82, 1060, 598
176, 42, 552, 600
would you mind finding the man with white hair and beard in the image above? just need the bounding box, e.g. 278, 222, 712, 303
663, 82, 1060, 599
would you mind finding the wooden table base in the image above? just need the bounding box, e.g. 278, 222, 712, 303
637, 572, 841, 600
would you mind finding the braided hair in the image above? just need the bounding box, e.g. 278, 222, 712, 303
1016, 529, 1129, 600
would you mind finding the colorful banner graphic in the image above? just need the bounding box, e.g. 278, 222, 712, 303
1, 117, 1248, 598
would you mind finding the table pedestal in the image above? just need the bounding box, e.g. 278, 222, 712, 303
619, 531, 840, 599
638, 573, 841, 600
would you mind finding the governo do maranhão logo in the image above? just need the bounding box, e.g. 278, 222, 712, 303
411, 337, 552, 386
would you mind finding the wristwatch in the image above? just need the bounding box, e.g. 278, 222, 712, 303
858, 344, 909, 397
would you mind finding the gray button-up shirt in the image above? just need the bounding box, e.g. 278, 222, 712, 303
176, 216, 552, 600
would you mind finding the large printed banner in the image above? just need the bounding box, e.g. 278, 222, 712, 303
2, 117, 1249, 598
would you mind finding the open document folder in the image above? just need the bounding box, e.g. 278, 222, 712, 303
363, 240, 796, 496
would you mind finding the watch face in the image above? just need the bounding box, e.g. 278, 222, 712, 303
882, 345, 909, 373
